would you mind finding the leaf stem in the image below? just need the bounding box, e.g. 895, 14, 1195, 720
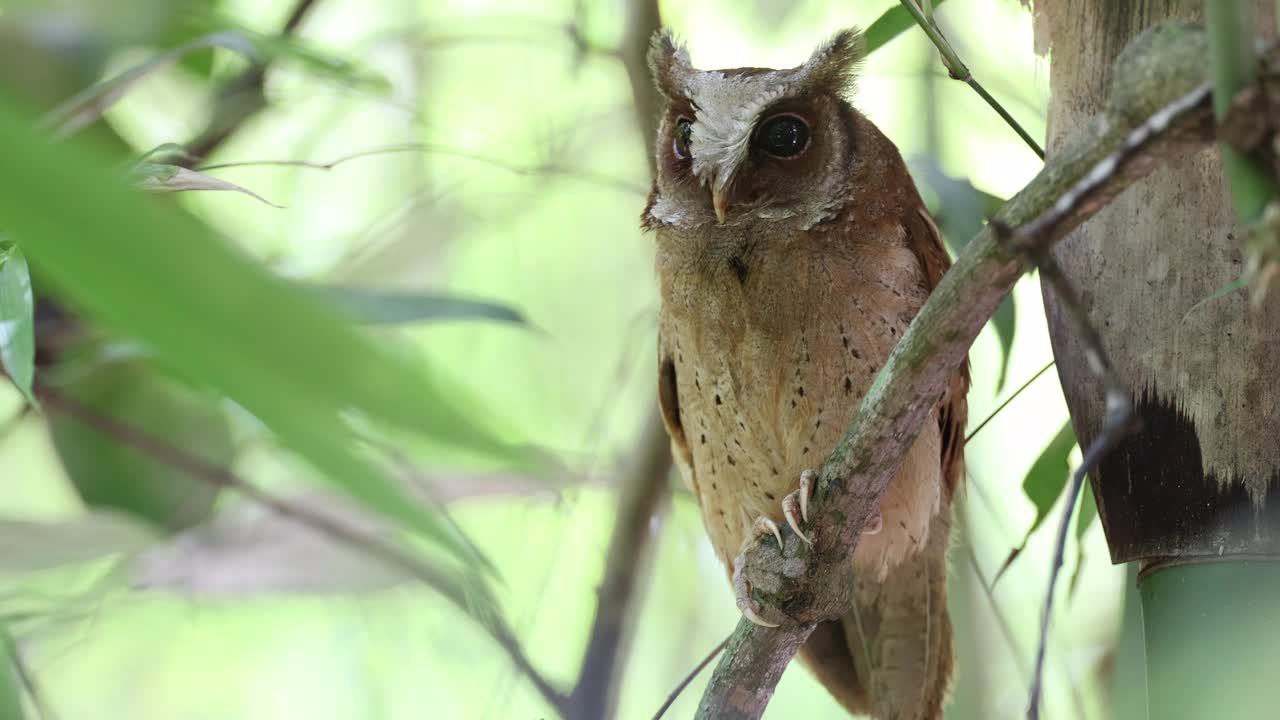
899, 0, 1045, 159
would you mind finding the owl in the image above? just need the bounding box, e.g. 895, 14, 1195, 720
643, 29, 968, 720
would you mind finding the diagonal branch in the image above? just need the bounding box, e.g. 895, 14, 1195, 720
696, 24, 1221, 719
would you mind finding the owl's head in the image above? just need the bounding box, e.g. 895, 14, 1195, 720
644, 29, 866, 231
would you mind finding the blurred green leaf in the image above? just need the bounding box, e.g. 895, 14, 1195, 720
0, 247, 36, 405
864, 0, 950, 55
915, 160, 1017, 387
48, 358, 229, 531
0, 625, 24, 720
1069, 479, 1098, 597
994, 420, 1077, 582
317, 286, 529, 327
135, 163, 282, 207
991, 295, 1016, 389
1076, 476, 1098, 541
44, 31, 260, 138
0, 511, 157, 573
0, 94, 522, 588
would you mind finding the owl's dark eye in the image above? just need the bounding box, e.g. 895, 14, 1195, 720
673, 117, 693, 160
754, 114, 810, 158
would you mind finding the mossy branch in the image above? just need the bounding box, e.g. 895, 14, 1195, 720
696, 23, 1221, 720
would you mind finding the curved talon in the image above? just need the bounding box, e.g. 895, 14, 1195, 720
782, 492, 811, 545
798, 469, 816, 522
753, 516, 784, 549
737, 596, 780, 628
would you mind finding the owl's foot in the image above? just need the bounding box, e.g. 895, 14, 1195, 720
732, 516, 787, 627
783, 469, 882, 545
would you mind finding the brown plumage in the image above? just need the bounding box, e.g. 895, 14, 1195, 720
643, 29, 968, 720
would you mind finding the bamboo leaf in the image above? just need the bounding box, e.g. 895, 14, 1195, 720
0, 512, 157, 573
47, 357, 230, 531
993, 421, 1077, 583
135, 164, 283, 207
0, 625, 25, 720
1069, 480, 1098, 598
864, 0, 950, 55
991, 295, 1017, 389
317, 286, 529, 327
0, 94, 523, 592
44, 32, 260, 137
0, 247, 36, 405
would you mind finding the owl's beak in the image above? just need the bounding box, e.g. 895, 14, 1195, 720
712, 188, 730, 224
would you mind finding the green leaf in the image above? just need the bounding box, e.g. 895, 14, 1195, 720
991, 294, 1017, 389
44, 32, 260, 138
0, 93, 520, 589
913, 159, 1017, 387
47, 357, 230, 531
993, 421, 1077, 583
0, 625, 25, 720
317, 286, 529, 327
0, 247, 36, 405
1076, 477, 1098, 541
0, 511, 157, 573
1069, 480, 1098, 598
1182, 272, 1247, 321
134, 163, 283, 207
1022, 421, 1077, 535
864, 0, 950, 55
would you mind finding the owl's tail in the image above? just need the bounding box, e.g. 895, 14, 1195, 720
797, 510, 953, 720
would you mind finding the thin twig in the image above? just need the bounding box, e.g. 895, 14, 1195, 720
195, 143, 646, 195
34, 381, 570, 716
651, 635, 730, 720
965, 359, 1056, 443
899, 0, 1046, 159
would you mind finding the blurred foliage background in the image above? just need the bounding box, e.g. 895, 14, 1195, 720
0, 0, 1137, 718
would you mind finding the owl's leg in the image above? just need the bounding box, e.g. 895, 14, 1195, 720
784, 469, 883, 545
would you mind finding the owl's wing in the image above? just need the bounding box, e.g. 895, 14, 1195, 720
657, 327, 697, 494
905, 207, 970, 496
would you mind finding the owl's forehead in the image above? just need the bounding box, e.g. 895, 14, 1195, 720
682, 68, 795, 117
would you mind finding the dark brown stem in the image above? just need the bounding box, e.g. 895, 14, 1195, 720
567, 413, 672, 719
34, 380, 570, 716
695, 25, 1217, 719
181, 0, 322, 165
566, 2, 668, 718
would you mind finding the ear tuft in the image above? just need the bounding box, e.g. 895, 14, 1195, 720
803, 27, 866, 96
649, 29, 693, 98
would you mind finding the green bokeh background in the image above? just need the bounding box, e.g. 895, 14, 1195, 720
0, 0, 1130, 718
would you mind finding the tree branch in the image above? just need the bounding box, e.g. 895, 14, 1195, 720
696, 23, 1219, 718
